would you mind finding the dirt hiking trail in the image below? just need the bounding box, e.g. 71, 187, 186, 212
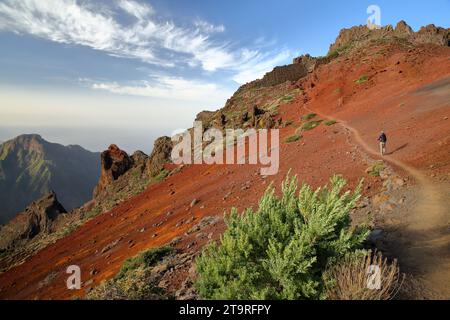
306, 105, 450, 299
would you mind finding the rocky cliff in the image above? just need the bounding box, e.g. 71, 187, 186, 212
0, 192, 66, 250
147, 137, 173, 177
91, 140, 173, 215
93, 144, 134, 198
329, 21, 449, 54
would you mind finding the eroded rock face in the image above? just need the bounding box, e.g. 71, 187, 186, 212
256, 63, 309, 88
328, 21, 449, 54
395, 20, 414, 36
0, 192, 67, 250
147, 137, 173, 177
195, 111, 216, 123
94, 144, 133, 197
415, 24, 450, 47
293, 54, 317, 72
131, 150, 148, 168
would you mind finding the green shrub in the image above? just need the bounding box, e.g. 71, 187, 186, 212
354, 75, 368, 85
60, 222, 81, 237
116, 246, 172, 280
88, 269, 166, 300
281, 95, 294, 103
302, 120, 322, 131
327, 41, 355, 59
324, 120, 337, 126
153, 169, 169, 182
88, 246, 173, 300
285, 134, 301, 143
195, 174, 368, 300
301, 113, 317, 121
366, 162, 384, 177
327, 50, 339, 59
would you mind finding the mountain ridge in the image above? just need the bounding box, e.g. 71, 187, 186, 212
0, 134, 101, 224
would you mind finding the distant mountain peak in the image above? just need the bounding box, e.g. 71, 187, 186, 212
0, 134, 101, 224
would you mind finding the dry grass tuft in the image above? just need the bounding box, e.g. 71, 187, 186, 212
325, 250, 404, 300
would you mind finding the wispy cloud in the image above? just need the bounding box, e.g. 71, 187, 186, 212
0, 0, 292, 85
87, 76, 233, 105
118, 0, 154, 20
194, 20, 226, 33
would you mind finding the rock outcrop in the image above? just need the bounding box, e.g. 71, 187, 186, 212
195, 111, 216, 123
131, 150, 148, 170
0, 192, 67, 250
255, 63, 309, 88
394, 20, 414, 36
147, 137, 173, 177
328, 20, 449, 54
94, 144, 133, 197
415, 24, 450, 47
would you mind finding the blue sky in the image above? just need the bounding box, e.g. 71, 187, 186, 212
0, 0, 449, 152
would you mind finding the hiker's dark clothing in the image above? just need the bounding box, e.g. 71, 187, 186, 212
378, 133, 387, 155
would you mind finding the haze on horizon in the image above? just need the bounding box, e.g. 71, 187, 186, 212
0, 0, 449, 152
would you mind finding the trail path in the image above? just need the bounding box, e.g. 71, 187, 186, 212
305, 106, 450, 298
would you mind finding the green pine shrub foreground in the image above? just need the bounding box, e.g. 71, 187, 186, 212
196, 174, 375, 299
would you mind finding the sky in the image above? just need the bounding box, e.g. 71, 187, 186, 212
0, 0, 449, 153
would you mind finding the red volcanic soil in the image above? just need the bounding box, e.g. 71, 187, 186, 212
0, 43, 449, 300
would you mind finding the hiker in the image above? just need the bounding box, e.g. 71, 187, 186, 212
378, 131, 387, 156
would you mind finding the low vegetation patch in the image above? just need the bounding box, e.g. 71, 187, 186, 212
324, 120, 337, 126
195, 174, 369, 300
366, 162, 385, 177
116, 246, 173, 280
87, 246, 173, 300
327, 41, 355, 59
301, 113, 317, 121
354, 75, 369, 85
281, 95, 294, 103
153, 169, 170, 182
301, 120, 322, 131
285, 134, 302, 143
282, 120, 294, 127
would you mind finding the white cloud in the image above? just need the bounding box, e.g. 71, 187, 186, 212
0, 0, 293, 85
0, 0, 164, 63
89, 76, 233, 105
118, 0, 154, 20
194, 20, 225, 33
